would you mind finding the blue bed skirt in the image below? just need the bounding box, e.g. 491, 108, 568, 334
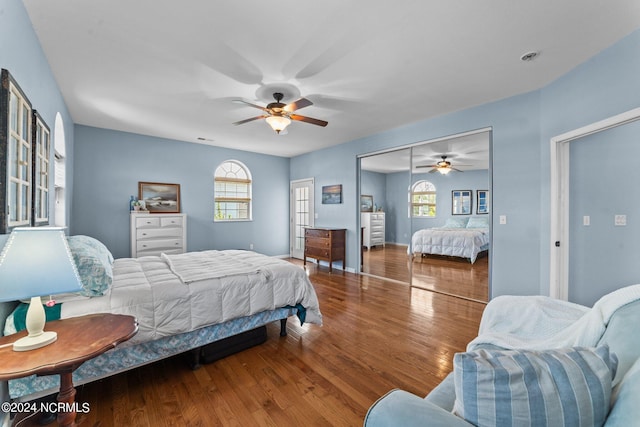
10, 307, 296, 400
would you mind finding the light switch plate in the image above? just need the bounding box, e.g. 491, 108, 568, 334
614, 214, 627, 226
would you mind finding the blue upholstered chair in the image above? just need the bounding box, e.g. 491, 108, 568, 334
365, 287, 640, 427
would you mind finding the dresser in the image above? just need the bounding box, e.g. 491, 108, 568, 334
130, 213, 187, 257
304, 228, 346, 273
361, 212, 385, 250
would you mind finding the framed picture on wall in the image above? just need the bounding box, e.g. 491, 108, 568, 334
360, 195, 373, 212
138, 182, 181, 213
476, 190, 489, 214
451, 190, 472, 215
322, 184, 342, 204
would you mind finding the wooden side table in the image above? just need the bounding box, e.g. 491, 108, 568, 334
0, 313, 138, 427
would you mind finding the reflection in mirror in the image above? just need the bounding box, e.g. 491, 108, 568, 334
360, 148, 412, 284
410, 130, 491, 302
358, 130, 491, 302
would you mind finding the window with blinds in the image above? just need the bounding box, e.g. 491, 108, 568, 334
214, 160, 252, 221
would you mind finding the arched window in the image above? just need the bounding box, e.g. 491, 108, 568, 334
411, 180, 436, 217
214, 160, 252, 221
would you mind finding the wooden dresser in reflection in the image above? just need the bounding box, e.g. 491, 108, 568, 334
304, 228, 346, 273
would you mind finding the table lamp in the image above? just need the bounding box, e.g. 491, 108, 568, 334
0, 227, 83, 351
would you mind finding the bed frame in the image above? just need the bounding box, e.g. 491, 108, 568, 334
0, 301, 296, 402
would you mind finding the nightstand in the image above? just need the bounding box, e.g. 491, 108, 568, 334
0, 313, 138, 427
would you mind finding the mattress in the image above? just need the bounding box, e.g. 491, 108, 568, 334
5, 249, 322, 344
410, 227, 489, 263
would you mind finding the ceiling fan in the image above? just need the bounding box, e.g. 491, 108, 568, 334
416, 155, 468, 174
232, 92, 328, 134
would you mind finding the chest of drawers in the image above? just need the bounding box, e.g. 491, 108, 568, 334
361, 212, 385, 250
130, 213, 187, 257
304, 228, 346, 273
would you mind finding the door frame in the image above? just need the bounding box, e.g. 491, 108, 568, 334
549, 107, 640, 299
290, 178, 315, 259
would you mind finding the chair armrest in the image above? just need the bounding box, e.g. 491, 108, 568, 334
364, 389, 472, 427
424, 373, 455, 411
605, 358, 640, 427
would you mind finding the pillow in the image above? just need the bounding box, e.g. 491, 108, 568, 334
67, 235, 114, 297
466, 216, 489, 228
444, 217, 469, 228
453, 346, 618, 427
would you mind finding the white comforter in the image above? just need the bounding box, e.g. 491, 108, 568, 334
410, 227, 489, 263
467, 284, 640, 352
59, 250, 322, 345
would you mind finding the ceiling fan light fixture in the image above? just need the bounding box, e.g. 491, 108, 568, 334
437, 167, 451, 175
265, 115, 291, 134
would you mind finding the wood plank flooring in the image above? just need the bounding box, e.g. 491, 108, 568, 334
363, 244, 489, 302
36, 260, 486, 426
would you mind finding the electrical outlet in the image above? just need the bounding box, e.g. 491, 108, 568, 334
249, 243, 254, 250
499, 215, 507, 225
583, 215, 590, 226
614, 215, 627, 226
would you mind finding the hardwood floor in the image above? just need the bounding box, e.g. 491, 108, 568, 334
363, 244, 489, 302
49, 260, 485, 426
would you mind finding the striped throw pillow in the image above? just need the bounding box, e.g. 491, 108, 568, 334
453, 346, 617, 427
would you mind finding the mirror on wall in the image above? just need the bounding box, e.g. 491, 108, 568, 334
360, 148, 412, 284
359, 130, 491, 302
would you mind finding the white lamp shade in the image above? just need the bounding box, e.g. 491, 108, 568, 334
0, 227, 83, 302
265, 115, 291, 133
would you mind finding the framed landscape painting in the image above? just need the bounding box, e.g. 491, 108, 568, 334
322, 184, 342, 204
360, 195, 373, 212
138, 182, 181, 213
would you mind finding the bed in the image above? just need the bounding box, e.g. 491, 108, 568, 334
1, 235, 322, 401
409, 216, 489, 264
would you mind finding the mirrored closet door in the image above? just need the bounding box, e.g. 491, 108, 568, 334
360, 148, 412, 284
359, 129, 492, 302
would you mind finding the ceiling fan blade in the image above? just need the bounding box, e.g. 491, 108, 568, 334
451, 167, 464, 172
290, 114, 328, 127
428, 168, 438, 173
416, 164, 438, 168
232, 115, 267, 125
232, 99, 269, 112
284, 97, 313, 112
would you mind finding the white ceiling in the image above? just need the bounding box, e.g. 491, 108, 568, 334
23, 0, 640, 158
361, 131, 490, 174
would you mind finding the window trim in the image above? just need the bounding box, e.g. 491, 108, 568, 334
410, 180, 437, 218
214, 159, 253, 222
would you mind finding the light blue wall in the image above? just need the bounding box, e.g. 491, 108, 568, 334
384, 171, 411, 244
72, 126, 290, 259
3, 0, 640, 302
539, 30, 640, 304
568, 120, 640, 306
292, 29, 640, 299
360, 170, 387, 213
292, 92, 540, 296
0, 0, 76, 227
379, 169, 489, 245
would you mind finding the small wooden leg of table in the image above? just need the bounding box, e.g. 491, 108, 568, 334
57, 370, 77, 427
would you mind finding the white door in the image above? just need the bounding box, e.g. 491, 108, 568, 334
290, 178, 314, 259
